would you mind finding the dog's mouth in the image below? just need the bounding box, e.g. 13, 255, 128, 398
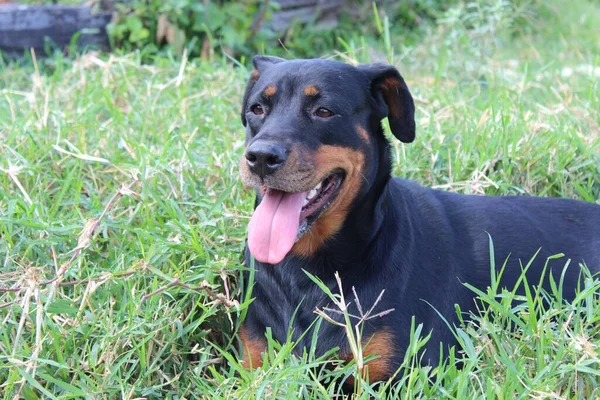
298, 172, 344, 237
248, 171, 345, 264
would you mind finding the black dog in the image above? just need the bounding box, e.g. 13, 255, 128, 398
238, 56, 600, 382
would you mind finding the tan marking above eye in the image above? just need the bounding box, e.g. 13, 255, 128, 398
264, 85, 277, 97
304, 85, 319, 96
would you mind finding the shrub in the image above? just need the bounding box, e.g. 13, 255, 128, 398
106, 0, 459, 60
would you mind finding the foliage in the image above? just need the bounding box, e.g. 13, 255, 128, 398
0, 0, 599, 397
107, 0, 271, 59
7, 0, 547, 61
105, 0, 465, 60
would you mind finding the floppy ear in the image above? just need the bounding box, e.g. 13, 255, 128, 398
241, 56, 285, 127
357, 63, 415, 143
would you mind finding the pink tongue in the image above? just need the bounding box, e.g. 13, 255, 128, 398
248, 189, 307, 264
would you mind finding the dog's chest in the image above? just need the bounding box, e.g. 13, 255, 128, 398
246, 260, 348, 344
246, 257, 393, 355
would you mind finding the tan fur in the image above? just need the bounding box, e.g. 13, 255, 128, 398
356, 124, 369, 143
264, 85, 277, 97
379, 77, 401, 119
345, 328, 395, 385
303, 85, 319, 96
292, 146, 364, 257
240, 146, 318, 193
239, 326, 266, 369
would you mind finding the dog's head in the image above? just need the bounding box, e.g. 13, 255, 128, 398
240, 56, 415, 264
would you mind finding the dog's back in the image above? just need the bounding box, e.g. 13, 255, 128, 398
392, 177, 600, 298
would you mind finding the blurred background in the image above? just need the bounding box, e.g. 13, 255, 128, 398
0, 0, 566, 62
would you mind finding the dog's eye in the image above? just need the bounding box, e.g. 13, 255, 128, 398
315, 107, 334, 118
251, 104, 264, 116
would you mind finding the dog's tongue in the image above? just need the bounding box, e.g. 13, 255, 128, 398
248, 189, 306, 264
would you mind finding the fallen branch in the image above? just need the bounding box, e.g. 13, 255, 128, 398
0, 301, 15, 309
141, 279, 181, 302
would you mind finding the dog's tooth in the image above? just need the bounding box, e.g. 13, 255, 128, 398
314, 181, 322, 191
307, 189, 317, 200
302, 198, 309, 207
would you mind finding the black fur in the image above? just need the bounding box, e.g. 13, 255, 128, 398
239, 57, 600, 377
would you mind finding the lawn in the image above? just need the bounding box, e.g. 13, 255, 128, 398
0, 0, 599, 398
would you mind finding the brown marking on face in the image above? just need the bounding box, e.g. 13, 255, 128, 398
240, 145, 315, 193
344, 328, 395, 385
250, 69, 260, 80
303, 85, 319, 96
356, 124, 369, 143
239, 155, 252, 185
264, 85, 277, 97
292, 145, 365, 257
239, 325, 266, 369
379, 77, 401, 119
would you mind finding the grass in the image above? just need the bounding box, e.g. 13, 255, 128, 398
0, 0, 599, 398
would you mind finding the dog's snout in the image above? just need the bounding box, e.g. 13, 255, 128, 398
245, 141, 288, 178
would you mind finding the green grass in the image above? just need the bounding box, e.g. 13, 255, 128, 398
0, 0, 599, 398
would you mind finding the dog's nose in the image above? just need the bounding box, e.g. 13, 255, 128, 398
245, 141, 288, 178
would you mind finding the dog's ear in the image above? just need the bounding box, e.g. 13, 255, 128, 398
241, 56, 285, 127
357, 63, 415, 143
253, 55, 284, 70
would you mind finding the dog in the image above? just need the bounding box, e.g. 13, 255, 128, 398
237, 55, 600, 383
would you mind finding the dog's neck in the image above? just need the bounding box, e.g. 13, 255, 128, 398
316, 129, 398, 264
